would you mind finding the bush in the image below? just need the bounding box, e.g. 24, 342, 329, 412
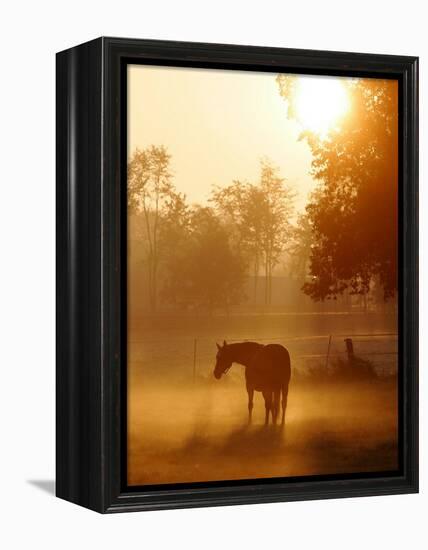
295, 356, 379, 385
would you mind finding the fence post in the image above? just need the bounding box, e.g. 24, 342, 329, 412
193, 339, 197, 383
344, 338, 354, 365
325, 335, 332, 369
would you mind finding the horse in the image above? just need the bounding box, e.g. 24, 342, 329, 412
213, 340, 291, 426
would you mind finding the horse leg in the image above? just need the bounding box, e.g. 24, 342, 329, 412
281, 385, 289, 426
272, 389, 280, 425
247, 386, 254, 424
263, 391, 272, 426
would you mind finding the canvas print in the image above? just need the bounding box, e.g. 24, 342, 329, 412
126, 65, 398, 486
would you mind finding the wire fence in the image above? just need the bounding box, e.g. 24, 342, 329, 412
128, 332, 398, 381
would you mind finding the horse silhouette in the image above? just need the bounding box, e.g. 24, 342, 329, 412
213, 340, 291, 426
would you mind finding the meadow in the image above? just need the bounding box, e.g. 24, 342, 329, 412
127, 312, 398, 485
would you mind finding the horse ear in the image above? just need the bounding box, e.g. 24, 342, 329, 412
223, 340, 227, 347
216, 342, 221, 350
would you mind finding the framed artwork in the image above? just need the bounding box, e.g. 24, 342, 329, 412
56, 37, 418, 513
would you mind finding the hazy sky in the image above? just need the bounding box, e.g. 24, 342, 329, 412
128, 64, 317, 213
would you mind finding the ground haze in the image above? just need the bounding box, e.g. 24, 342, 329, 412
127, 313, 398, 486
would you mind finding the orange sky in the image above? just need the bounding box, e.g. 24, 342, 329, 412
128, 64, 319, 214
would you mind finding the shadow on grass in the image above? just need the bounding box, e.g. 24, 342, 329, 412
181, 423, 287, 458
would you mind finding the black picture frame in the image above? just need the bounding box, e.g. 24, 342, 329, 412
56, 37, 419, 513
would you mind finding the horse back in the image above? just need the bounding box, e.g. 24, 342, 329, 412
246, 343, 291, 389
264, 343, 290, 363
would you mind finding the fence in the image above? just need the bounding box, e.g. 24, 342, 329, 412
128, 332, 398, 382
191, 332, 398, 381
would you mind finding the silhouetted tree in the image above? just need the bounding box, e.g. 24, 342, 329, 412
158, 190, 190, 257
288, 213, 313, 283
211, 180, 263, 302
211, 159, 295, 305
128, 145, 177, 312
162, 206, 246, 312
259, 159, 296, 304
277, 76, 398, 300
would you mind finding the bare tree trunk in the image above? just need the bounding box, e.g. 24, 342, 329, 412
146, 252, 157, 312
152, 259, 158, 312
264, 255, 269, 306
266, 246, 272, 306
147, 253, 154, 312
151, 186, 160, 313
253, 254, 259, 305
142, 196, 156, 313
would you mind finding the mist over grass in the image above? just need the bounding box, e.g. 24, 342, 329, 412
128, 375, 398, 486
127, 312, 398, 486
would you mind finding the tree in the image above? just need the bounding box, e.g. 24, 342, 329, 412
258, 159, 296, 305
211, 159, 295, 305
128, 145, 178, 312
162, 206, 246, 312
158, 190, 190, 258
288, 213, 313, 283
211, 180, 264, 302
277, 76, 398, 300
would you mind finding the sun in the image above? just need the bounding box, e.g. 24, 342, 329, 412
294, 76, 349, 137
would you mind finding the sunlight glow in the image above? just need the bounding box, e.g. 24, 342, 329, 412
294, 77, 349, 137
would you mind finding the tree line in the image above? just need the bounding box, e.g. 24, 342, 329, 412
128, 149, 296, 312
277, 75, 398, 301
128, 77, 398, 313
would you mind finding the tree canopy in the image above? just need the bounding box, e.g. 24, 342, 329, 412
128, 145, 182, 311
277, 76, 398, 300
161, 206, 246, 312
211, 159, 295, 305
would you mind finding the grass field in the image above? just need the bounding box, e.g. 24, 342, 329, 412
127, 312, 398, 486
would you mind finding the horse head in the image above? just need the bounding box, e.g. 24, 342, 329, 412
213, 340, 232, 379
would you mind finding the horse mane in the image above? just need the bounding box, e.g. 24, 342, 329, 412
225, 341, 264, 366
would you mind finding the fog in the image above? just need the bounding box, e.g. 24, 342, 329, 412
128, 376, 397, 486
127, 313, 398, 486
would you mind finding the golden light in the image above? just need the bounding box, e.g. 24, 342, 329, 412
294, 76, 349, 137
